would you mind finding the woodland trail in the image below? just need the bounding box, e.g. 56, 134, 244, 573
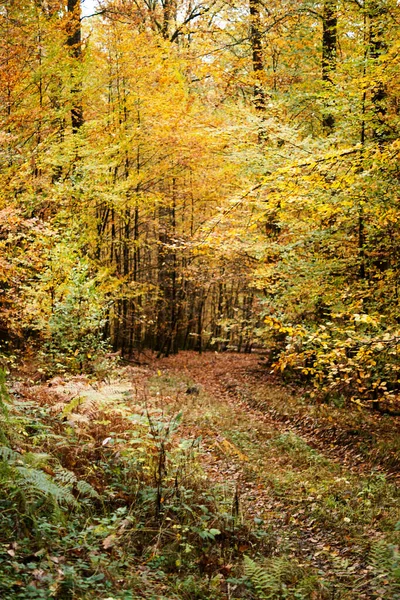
137, 351, 400, 598
154, 352, 400, 480
32, 351, 400, 598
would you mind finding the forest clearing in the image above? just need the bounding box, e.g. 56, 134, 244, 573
1, 0, 400, 597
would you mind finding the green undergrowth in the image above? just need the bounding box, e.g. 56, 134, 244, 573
1, 365, 400, 599
150, 369, 400, 599
0, 368, 259, 600
247, 373, 400, 473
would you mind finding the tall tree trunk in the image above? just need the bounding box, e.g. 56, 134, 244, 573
162, 0, 176, 40
156, 2, 179, 357
156, 179, 178, 357
322, 0, 337, 134
67, 0, 83, 132
368, 0, 388, 143
249, 0, 266, 114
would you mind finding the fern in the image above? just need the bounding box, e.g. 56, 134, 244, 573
23, 452, 54, 469
54, 467, 99, 499
61, 395, 84, 417
76, 479, 100, 499
244, 555, 304, 599
14, 466, 77, 508
54, 465, 77, 486
244, 555, 268, 598
0, 442, 101, 526
0, 373, 101, 534
60, 395, 99, 433
369, 542, 400, 598
0, 445, 20, 461
0, 369, 10, 443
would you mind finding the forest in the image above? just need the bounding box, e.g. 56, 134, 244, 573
0, 0, 399, 598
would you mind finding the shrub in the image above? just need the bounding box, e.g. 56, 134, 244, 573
264, 315, 400, 412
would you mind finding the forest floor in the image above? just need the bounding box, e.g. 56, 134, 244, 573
3, 351, 400, 599
146, 352, 400, 597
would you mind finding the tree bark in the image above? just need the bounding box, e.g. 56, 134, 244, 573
322, 0, 337, 134
368, 0, 388, 143
249, 0, 265, 113
67, 0, 83, 132
162, 0, 176, 40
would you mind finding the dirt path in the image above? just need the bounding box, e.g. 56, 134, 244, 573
153, 351, 400, 475
142, 351, 400, 599
33, 351, 399, 598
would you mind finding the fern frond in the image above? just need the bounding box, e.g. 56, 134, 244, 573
0, 445, 20, 462
76, 480, 100, 499
54, 466, 77, 486
244, 555, 302, 599
244, 555, 270, 598
15, 466, 77, 508
369, 542, 400, 595
23, 452, 53, 469
80, 398, 98, 420
61, 396, 83, 418
60, 395, 98, 424
0, 369, 10, 443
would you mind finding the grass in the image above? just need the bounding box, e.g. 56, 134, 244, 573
0, 368, 259, 600
249, 378, 400, 475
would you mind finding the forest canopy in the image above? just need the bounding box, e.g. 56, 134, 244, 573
0, 0, 399, 408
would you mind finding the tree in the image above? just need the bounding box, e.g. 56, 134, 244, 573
0, 0, 398, 387
249, 0, 266, 112
322, 0, 337, 133
67, 0, 84, 132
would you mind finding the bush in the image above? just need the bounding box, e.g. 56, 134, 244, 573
264, 314, 400, 412
40, 261, 110, 374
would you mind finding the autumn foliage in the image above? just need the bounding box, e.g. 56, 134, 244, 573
0, 0, 399, 410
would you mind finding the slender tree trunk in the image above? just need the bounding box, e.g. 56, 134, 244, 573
322, 0, 337, 134
358, 209, 366, 280
156, 5, 180, 355
156, 180, 178, 357
357, 1, 388, 282
162, 0, 176, 40
368, 0, 388, 143
67, 0, 83, 132
357, 12, 368, 282
167, 185, 177, 355
196, 293, 205, 354
249, 0, 265, 113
